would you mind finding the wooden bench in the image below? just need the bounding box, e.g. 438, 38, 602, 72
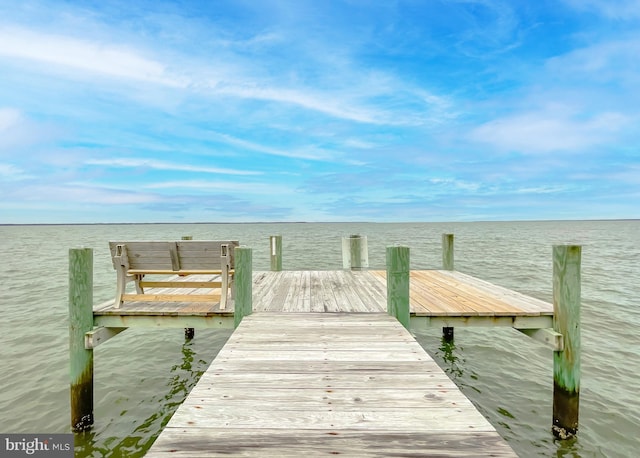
109, 240, 239, 310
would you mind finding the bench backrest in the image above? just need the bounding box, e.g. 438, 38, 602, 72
108, 240, 240, 271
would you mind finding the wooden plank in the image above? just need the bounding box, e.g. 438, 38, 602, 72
168, 241, 180, 270
282, 271, 306, 312
93, 314, 234, 328
264, 272, 295, 311
318, 271, 341, 312
147, 429, 516, 457
181, 387, 465, 408
138, 281, 222, 288
309, 272, 327, 312
127, 269, 223, 275
121, 293, 221, 302
250, 271, 278, 311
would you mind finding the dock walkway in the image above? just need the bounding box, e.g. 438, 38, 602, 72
145, 312, 517, 457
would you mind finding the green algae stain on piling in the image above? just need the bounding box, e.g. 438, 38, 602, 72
386, 246, 410, 329
70, 366, 94, 431
552, 245, 581, 439
68, 248, 94, 432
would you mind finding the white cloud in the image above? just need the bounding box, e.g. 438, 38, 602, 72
0, 162, 32, 180
0, 108, 21, 131
469, 109, 628, 154
207, 132, 329, 160
562, 0, 640, 19
86, 158, 262, 176
143, 180, 294, 195
0, 21, 454, 126
0, 26, 186, 87
545, 37, 640, 85
11, 184, 160, 205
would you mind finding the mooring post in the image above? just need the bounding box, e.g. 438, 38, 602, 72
69, 247, 94, 432
442, 233, 455, 342
234, 246, 253, 328
341, 234, 369, 270
386, 245, 410, 329
552, 244, 582, 439
182, 236, 195, 339
270, 235, 282, 271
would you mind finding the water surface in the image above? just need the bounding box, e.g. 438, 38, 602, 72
0, 221, 637, 457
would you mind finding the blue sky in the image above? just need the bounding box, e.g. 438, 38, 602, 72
1, 0, 638, 223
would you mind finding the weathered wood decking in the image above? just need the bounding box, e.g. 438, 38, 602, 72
94, 270, 552, 321
145, 312, 517, 457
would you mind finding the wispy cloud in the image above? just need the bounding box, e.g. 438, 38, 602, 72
86, 158, 262, 176
0, 162, 32, 181
562, 0, 640, 19
0, 26, 186, 87
469, 108, 628, 154
142, 180, 294, 195
206, 132, 329, 161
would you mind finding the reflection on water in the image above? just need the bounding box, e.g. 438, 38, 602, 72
436, 336, 465, 379
74, 338, 212, 457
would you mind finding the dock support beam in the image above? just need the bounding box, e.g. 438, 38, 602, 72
182, 236, 195, 339
234, 246, 253, 328
69, 248, 94, 432
270, 235, 282, 271
442, 233, 455, 342
386, 245, 410, 329
552, 244, 581, 439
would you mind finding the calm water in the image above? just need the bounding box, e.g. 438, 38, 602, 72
0, 221, 638, 457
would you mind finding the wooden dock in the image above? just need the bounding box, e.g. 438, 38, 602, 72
68, 234, 582, 451
145, 312, 517, 457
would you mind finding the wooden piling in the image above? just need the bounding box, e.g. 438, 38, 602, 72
349, 235, 363, 270
69, 247, 94, 432
552, 245, 581, 439
182, 236, 194, 339
442, 233, 455, 342
386, 245, 410, 329
270, 235, 282, 271
342, 235, 368, 270
234, 246, 253, 328
442, 233, 454, 270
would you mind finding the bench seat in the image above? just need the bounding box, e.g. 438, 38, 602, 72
109, 240, 239, 310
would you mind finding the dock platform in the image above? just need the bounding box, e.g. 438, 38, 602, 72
68, 236, 582, 450
145, 312, 517, 457
94, 270, 553, 325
